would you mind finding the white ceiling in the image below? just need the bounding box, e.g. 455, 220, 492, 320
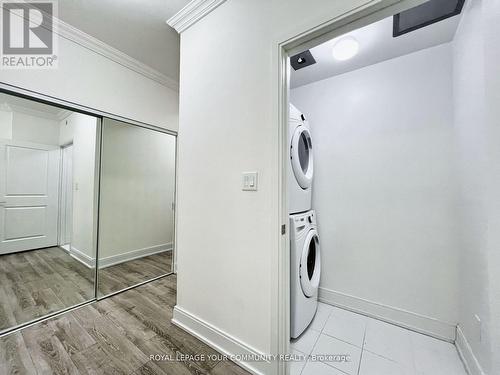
57, 0, 190, 81
0, 93, 72, 120
290, 13, 462, 88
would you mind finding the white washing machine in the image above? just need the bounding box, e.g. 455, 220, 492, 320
289, 103, 313, 214
290, 210, 321, 339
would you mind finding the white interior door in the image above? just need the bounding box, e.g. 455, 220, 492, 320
0, 139, 60, 254
59, 144, 73, 248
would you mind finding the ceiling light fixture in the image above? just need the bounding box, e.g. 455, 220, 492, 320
332, 36, 359, 61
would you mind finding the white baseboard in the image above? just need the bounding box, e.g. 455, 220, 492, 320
99, 243, 172, 268
65, 246, 96, 268
456, 325, 486, 375
62, 243, 172, 269
172, 306, 272, 375
318, 287, 457, 342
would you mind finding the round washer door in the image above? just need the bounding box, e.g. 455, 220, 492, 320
291, 126, 313, 189
300, 229, 321, 297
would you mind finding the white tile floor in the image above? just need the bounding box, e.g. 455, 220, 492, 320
290, 303, 468, 375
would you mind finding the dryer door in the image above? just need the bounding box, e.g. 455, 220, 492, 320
290, 126, 313, 189
300, 229, 321, 297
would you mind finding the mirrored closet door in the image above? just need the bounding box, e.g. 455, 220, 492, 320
0, 91, 176, 335
0, 92, 100, 334
97, 118, 175, 297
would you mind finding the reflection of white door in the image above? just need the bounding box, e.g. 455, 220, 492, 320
59, 144, 73, 248
0, 140, 60, 254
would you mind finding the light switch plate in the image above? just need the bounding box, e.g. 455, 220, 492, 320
242, 172, 258, 191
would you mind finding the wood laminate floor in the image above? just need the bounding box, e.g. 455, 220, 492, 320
0, 275, 250, 375
0, 247, 172, 332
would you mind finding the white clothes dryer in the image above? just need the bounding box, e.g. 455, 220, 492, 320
289, 103, 313, 214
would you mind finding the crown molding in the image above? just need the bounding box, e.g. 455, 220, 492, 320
7, 3, 179, 92
0, 101, 72, 121
167, 0, 227, 33
55, 19, 179, 91
56, 109, 73, 121
6, 103, 61, 121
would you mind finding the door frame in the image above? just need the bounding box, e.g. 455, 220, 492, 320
274, 1, 429, 373
58, 142, 74, 249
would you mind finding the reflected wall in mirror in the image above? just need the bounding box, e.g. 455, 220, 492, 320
0, 92, 99, 333
97, 119, 175, 297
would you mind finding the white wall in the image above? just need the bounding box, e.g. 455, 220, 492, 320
453, 0, 500, 372
175, 0, 383, 366
0, 109, 13, 139
0, 107, 60, 145
290, 44, 458, 334
98, 119, 175, 261
59, 113, 98, 259
483, 1, 500, 370
176, 1, 500, 373
0, 34, 178, 131
11, 112, 60, 145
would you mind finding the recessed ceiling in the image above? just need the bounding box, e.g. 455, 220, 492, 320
57, 0, 191, 82
290, 13, 462, 88
0, 93, 72, 120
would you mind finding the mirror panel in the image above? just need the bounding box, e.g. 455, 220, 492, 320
0, 92, 99, 334
97, 118, 175, 297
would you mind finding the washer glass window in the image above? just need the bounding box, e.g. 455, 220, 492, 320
300, 229, 321, 297
306, 238, 316, 280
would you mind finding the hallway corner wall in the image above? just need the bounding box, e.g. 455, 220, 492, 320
453, 0, 500, 373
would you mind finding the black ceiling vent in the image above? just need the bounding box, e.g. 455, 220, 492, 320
393, 0, 465, 37
290, 50, 316, 71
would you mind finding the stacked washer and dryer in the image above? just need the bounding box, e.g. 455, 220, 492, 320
289, 104, 321, 339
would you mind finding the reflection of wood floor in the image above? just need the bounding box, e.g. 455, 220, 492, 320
0, 247, 94, 332
0, 247, 172, 332
98, 251, 172, 296
0, 275, 249, 375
